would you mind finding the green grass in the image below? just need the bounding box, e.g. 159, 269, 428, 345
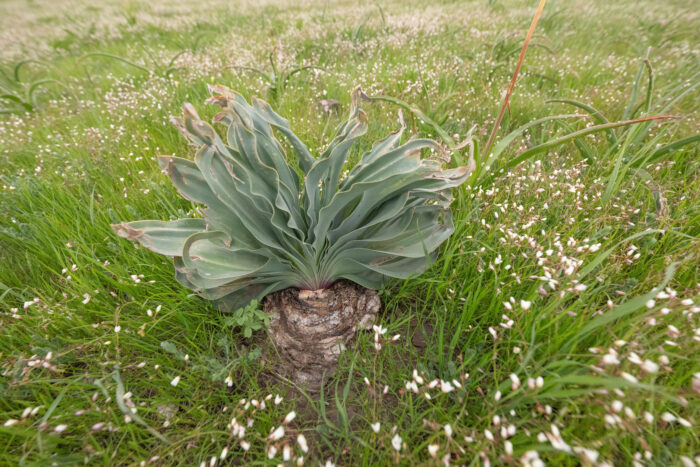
1, 0, 698, 465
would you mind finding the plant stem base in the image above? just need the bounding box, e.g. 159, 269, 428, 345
264, 280, 380, 391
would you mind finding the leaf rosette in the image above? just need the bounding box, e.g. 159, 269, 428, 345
113, 85, 470, 310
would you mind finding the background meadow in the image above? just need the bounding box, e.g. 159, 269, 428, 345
1, 0, 698, 465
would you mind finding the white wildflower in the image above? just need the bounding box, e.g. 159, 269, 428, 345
441, 380, 454, 393
661, 412, 676, 422
269, 425, 285, 441
283, 411, 296, 424
297, 434, 309, 453
428, 444, 439, 457
444, 424, 452, 438
641, 360, 659, 374
391, 433, 402, 451
509, 373, 521, 390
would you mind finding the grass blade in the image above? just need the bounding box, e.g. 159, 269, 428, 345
508, 115, 679, 171
80, 52, 151, 74
635, 133, 700, 166
577, 229, 664, 280
565, 260, 680, 349
546, 98, 618, 146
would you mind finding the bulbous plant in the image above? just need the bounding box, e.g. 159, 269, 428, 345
113, 84, 470, 389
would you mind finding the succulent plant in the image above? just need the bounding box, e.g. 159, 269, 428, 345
113, 84, 469, 310
113, 84, 470, 388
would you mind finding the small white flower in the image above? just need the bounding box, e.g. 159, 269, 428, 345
661, 412, 676, 422
520, 300, 531, 311
269, 425, 285, 441
628, 352, 642, 365
509, 373, 521, 390
692, 372, 700, 394
641, 360, 659, 374
371, 422, 380, 433
297, 434, 309, 453
412, 370, 424, 385
602, 353, 620, 365
170, 376, 181, 387
391, 433, 402, 451
114, 325, 121, 333
240, 440, 250, 451
54, 424, 68, 433
267, 445, 277, 459
283, 411, 296, 424
441, 380, 454, 393
274, 394, 283, 405
645, 299, 656, 309
4, 419, 18, 427
621, 372, 638, 383
428, 444, 439, 457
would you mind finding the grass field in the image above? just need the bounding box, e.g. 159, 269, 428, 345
1, 0, 698, 465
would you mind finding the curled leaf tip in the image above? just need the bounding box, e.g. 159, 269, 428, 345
182, 102, 200, 120
111, 222, 143, 241
350, 86, 371, 108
